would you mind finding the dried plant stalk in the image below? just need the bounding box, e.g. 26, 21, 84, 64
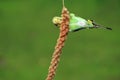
46, 7, 70, 80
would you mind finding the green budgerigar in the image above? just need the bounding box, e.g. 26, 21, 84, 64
52, 13, 112, 32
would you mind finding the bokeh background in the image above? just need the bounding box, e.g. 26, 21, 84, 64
0, 0, 120, 80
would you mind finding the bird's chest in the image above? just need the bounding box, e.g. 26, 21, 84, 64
76, 20, 87, 27
69, 20, 87, 31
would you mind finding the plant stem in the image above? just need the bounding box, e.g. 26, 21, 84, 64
45, 7, 70, 80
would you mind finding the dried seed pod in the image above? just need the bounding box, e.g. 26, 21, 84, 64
46, 7, 70, 80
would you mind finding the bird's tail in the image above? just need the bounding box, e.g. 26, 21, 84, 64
92, 20, 112, 30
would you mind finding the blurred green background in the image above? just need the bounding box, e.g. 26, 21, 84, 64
0, 0, 120, 80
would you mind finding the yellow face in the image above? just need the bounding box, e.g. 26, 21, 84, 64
52, 17, 62, 26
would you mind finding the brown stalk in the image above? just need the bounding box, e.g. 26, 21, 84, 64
45, 7, 70, 80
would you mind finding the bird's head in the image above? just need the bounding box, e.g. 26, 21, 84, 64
52, 17, 62, 27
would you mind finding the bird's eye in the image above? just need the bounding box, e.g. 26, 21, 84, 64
54, 24, 58, 26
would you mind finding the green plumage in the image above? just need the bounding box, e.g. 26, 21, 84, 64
52, 13, 112, 32
69, 13, 94, 32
